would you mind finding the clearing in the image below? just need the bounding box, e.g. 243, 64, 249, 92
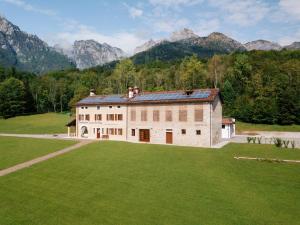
0, 113, 71, 134
0, 142, 299, 225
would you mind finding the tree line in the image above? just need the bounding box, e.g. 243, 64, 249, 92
0, 50, 299, 125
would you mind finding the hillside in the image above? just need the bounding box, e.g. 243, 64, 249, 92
0, 16, 74, 74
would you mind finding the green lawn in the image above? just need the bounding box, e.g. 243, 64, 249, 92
0, 142, 300, 225
236, 121, 300, 133
0, 136, 77, 170
0, 113, 71, 134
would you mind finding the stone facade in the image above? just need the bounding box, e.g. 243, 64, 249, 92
75, 89, 222, 147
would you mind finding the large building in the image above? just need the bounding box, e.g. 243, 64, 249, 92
73, 87, 222, 147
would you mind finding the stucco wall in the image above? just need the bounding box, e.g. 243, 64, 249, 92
77, 105, 127, 141
211, 95, 222, 145
127, 103, 212, 147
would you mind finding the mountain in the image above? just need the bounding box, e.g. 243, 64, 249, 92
0, 16, 74, 74
132, 30, 246, 64
134, 39, 157, 54
170, 28, 199, 42
284, 42, 300, 50
55, 40, 126, 69
244, 40, 282, 51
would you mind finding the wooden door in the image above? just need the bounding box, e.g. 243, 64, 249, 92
96, 128, 101, 139
166, 132, 173, 144
139, 129, 150, 142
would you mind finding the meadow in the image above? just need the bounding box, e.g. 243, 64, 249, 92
0, 136, 76, 169
0, 113, 71, 134
236, 121, 300, 133
0, 141, 299, 225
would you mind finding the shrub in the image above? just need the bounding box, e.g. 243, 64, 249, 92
291, 140, 296, 149
247, 137, 252, 143
283, 140, 290, 148
273, 137, 283, 148
257, 137, 262, 144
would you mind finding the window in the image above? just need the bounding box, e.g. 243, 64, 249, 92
78, 114, 84, 121
196, 130, 201, 135
85, 114, 90, 121
153, 110, 160, 122
85, 107, 88, 109
97, 106, 100, 110
117, 114, 123, 121
109, 106, 112, 108
131, 129, 135, 136
195, 105, 203, 122
95, 114, 102, 121
179, 110, 187, 122
81, 126, 88, 138
117, 105, 121, 108
222, 124, 225, 129
81, 107, 84, 109
131, 109, 136, 121
165, 110, 172, 122
107, 114, 115, 121
181, 129, 186, 135
118, 129, 123, 135
141, 110, 147, 121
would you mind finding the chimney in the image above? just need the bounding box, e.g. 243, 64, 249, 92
128, 87, 134, 98
133, 86, 140, 95
90, 89, 96, 96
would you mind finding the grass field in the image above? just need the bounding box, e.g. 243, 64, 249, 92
236, 121, 300, 133
0, 136, 77, 170
0, 141, 299, 225
0, 113, 71, 134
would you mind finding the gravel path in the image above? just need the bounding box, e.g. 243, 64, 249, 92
0, 140, 93, 177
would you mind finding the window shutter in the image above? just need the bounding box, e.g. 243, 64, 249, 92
195, 105, 203, 122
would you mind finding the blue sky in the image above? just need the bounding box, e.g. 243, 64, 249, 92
0, 0, 299, 53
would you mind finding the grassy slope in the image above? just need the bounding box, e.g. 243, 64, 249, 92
0, 136, 76, 170
236, 121, 300, 133
0, 113, 71, 134
0, 142, 299, 225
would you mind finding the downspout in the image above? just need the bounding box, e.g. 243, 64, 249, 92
210, 103, 212, 147
126, 105, 128, 141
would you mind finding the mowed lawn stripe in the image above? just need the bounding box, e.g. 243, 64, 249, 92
0, 142, 299, 225
0, 136, 77, 170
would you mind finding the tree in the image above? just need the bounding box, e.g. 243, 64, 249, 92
113, 59, 136, 93
207, 55, 225, 88
0, 77, 26, 118
178, 55, 207, 90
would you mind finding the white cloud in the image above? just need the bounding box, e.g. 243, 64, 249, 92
128, 6, 143, 18
208, 0, 270, 26
278, 29, 300, 46
2, 0, 56, 16
47, 20, 147, 54
123, 3, 143, 19
154, 18, 189, 33
279, 0, 300, 21
193, 18, 220, 36
149, 0, 203, 8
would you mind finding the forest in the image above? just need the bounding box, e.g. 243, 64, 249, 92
0, 50, 299, 125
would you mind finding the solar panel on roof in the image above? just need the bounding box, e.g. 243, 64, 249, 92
131, 91, 211, 102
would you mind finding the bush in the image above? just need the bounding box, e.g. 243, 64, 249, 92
283, 140, 290, 148
273, 137, 283, 148
257, 137, 262, 144
247, 137, 252, 143
291, 140, 296, 149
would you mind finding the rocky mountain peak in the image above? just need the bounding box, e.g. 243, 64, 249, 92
170, 28, 199, 42
284, 42, 300, 50
71, 39, 125, 69
134, 39, 157, 54
0, 16, 20, 35
244, 40, 282, 51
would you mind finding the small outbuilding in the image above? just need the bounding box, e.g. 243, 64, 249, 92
66, 119, 76, 137
222, 118, 235, 139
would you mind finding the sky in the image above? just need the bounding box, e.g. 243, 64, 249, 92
0, 0, 299, 53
